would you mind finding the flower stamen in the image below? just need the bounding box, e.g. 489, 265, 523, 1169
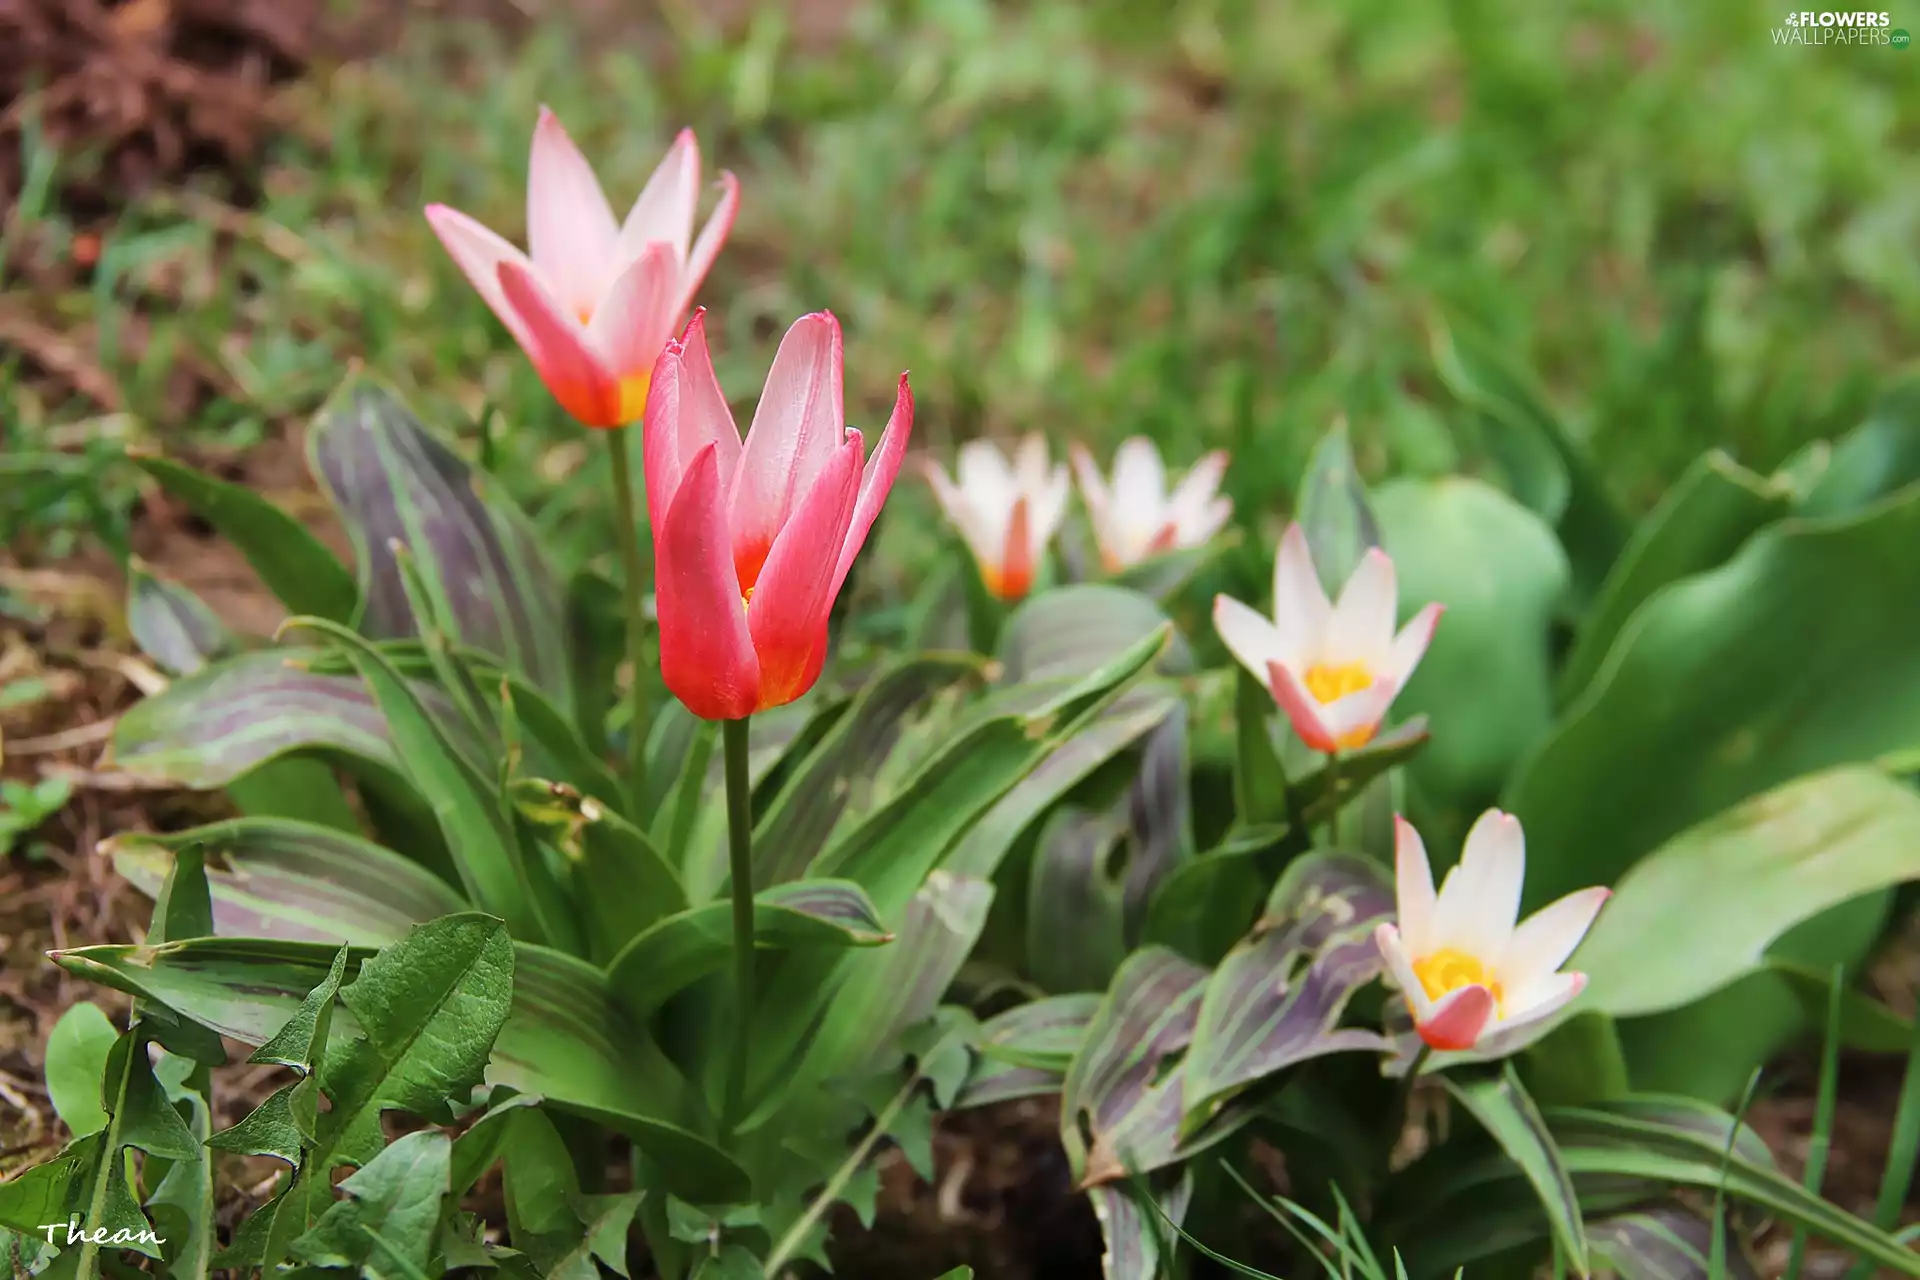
1412, 947, 1504, 1015
1303, 660, 1371, 705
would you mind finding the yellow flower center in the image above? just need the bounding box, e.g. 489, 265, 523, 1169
615, 371, 652, 426
1412, 948, 1504, 1013
1303, 661, 1371, 705
741, 586, 755, 612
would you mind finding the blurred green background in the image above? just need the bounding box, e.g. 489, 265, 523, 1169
7, 0, 1918, 578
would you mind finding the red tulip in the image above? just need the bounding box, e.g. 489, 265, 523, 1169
644, 310, 913, 720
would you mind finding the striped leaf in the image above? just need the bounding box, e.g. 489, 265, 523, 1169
126, 562, 234, 675
605, 880, 891, 1018
1446, 1064, 1588, 1276
107, 819, 468, 948
1060, 948, 1211, 1187
309, 378, 572, 708
1588, 1206, 1760, 1280
107, 648, 485, 788
1180, 852, 1394, 1130
953, 993, 1099, 1109
997, 584, 1190, 682
1089, 1174, 1192, 1280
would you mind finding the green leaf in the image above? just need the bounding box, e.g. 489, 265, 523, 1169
1025, 806, 1131, 994
997, 584, 1190, 682
1295, 419, 1382, 589
308, 377, 573, 707
316, 915, 515, 1168
129, 453, 357, 623
1798, 374, 1920, 518
954, 995, 1098, 1110
290, 1130, 451, 1273
1374, 476, 1569, 842
501, 1108, 581, 1271
1232, 666, 1290, 827
1444, 1065, 1589, 1276
284, 618, 541, 940
108, 820, 469, 948
752, 653, 985, 886
1558, 451, 1791, 704
145, 1087, 214, 1280
1428, 313, 1627, 607
126, 562, 233, 676
1108, 537, 1236, 604
606, 879, 892, 1018
547, 1191, 644, 1280
449, 1094, 541, 1199
1181, 853, 1393, 1130
527, 785, 687, 964
1587, 1206, 1760, 1280
43, 1003, 117, 1137
1060, 948, 1210, 1186
1088, 1174, 1192, 1280
1510, 480, 1920, 909
1770, 960, 1915, 1052
1573, 766, 1920, 1018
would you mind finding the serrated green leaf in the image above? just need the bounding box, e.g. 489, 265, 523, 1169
501, 1109, 581, 1273
290, 1130, 451, 1273
549, 1191, 644, 1280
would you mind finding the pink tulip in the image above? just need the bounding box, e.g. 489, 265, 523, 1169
425, 107, 739, 429
644, 310, 913, 720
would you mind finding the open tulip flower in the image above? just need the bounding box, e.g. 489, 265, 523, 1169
1069, 437, 1232, 570
924, 435, 1071, 601
643, 310, 912, 721
1213, 523, 1441, 753
426, 107, 740, 429
1374, 811, 1610, 1052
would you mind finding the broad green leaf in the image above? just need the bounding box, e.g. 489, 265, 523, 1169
1510, 481, 1920, 909
109, 820, 468, 948
501, 1108, 583, 1272
945, 683, 1183, 881
0, 1133, 155, 1258
606, 879, 892, 1017
1088, 1174, 1193, 1280
1108, 537, 1235, 604
126, 562, 233, 675
1375, 476, 1568, 851
1295, 419, 1381, 589
517, 785, 685, 963
449, 1094, 542, 1199
1141, 824, 1288, 965
130, 453, 357, 623
286, 619, 541, 940
1181, 853, 1393, 1131
1232, 665, 1290, 827
1428, 313, 1627, 606
290, 1130, 451, 1273
1573, 766, 1920, 1018
225, 758, 362, 833
145, 1087, 214, 1280
1060, 948, 1210, 1186
1558, 451, 1790, 703
308, 378, 573, 707
43, 1003, 117, 1137
1444, 1065, 1589, 1276
1797, 373, 1920, 518
1587, 1206, 1760, 1280
997, 584, 1189, 681
752, 653, 985, 886
1026, 806, 1131, 994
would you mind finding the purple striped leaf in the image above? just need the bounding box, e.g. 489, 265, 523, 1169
126, 563, 234, 675
309, 379, 572, 709
952, 993, 1098, 1110
1180, 852, 1394, 1132
1088, 1173, 1192, 1280
107, 819, 469, 948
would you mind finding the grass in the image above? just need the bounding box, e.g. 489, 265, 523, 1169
5, 0, 1919, 588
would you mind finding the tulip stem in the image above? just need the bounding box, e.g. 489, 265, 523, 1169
721, 715, 755, 1134
1386, 1042, 1432, 1172
607, 429, 653, 810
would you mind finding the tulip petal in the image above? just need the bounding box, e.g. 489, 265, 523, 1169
1266, 660, 1339, 754
527, 107, 620, 322
1431, 808, 1527, 960
1374, 922, 1433, 1018
1393, 816, 1438, 956
1212, 595, 1286, 685
1496, 971, 1587, 1034
1386, 602, 1444, 689
831, 374, 914, 599
1329, 547, 1398, 667
1419, 984, 1495, 1051
1111, 437, 1167, 514
925, 459, 998, 574
498, 261, 622, 428
730, 312, 846, 590
1499, 887, 1610, 992
1272, 523, 1332, 666
1069, 443, 1115, 562
1167, 450, 1230, 539
679, 170, 740, 319
994, 496, 1035, 600
585, 242, 680, 418
642, 312, 742, 537
655, 444, 758, 721
618, 127, 699, 265
1014, 434, 1052, 492
749, 436, 863, 710
424, 204, 537, 349
956, 440, 1015, 514
1318, 676, 1400, 747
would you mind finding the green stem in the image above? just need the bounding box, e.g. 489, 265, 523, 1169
606, 430, 652, 810
721, 716, 755, 1133
1385, 1042, 1432, 1172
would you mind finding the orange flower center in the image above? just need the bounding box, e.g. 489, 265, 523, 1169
741, 586, 755, 612
1303, 660, 1371, 704
615, 370, 651, 426
1412, 948, 1504, 1014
